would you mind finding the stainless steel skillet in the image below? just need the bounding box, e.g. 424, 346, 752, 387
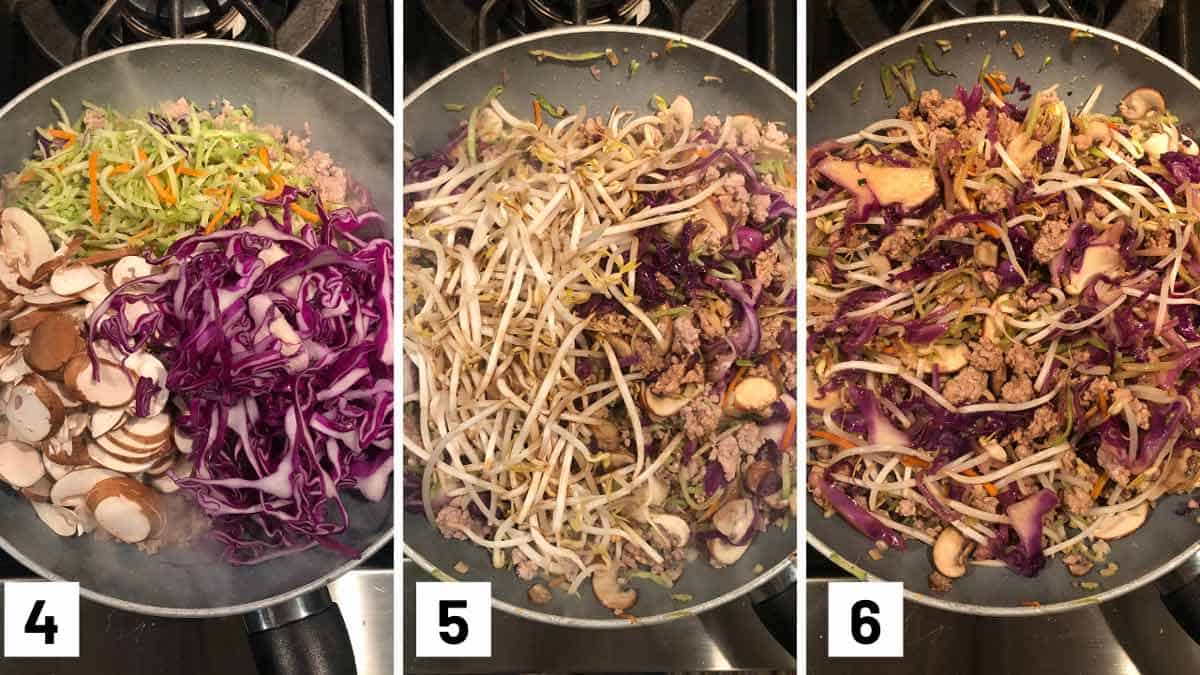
807, 15, 1200, 639
403, 26, 797, 641
0, 39, 394, 674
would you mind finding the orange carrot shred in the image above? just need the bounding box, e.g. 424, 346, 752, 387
1091, 474, 1108, 499
983, 482, 999, 497
88, 150, 101, 224
290, 203, 320, 224
262, 174, 285, 200
175, 164, 205, 178
532, 99, 543, 128
258, 146, 272, 172
721, 367, 747, 409
782, 405, 797, 450
979, 222, 1002, 238
111, 163, 132, 175
206, 184, 234, 234
900, 455, 930, 469
812, 430, 856, 450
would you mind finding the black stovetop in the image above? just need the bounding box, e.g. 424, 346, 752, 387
807, 0, 1200, 84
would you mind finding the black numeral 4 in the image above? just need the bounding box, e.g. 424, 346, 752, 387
24, 600, 58, 645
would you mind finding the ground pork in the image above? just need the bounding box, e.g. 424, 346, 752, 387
1013, 287, 1053, 312
1163, 445, 1200, 493
681, 397, 722, 440
808, 467, 832, 510
692, 221, 725, 255
632, 335, 667, 372
968, 340, 1005, 371
295, 150, 349, 204
589, 313, 636, 334
82, 109, 107, 130
673, 313, 701, 355
1006, 343, 1040, 377
1080, 377, 1117, 408
943, 366, 990, 405
1060, 450, 1099, 514
754, 248, 788, 285
435, 498, 473, 540
1001, 375, 1034, 403
650, 358, 704, 395
735, 423, 761, 454
702, 115, 721, 137
1032, 218, 1071, 263
511, 550, 539, 580
879, 227, 919, 261
759, 316, 788, 352
1027, 406, 1062, 439
714, 436, 740, 481
1098, 441, 1133, 486
748, 193, 772, 223
160, 97, 190, 120
979, 182, 1010, 214
716, 172, 751, 223
920, 90, 967, 129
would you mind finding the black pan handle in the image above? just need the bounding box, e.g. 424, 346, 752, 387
749, 564, 797, 657
244, 588, 358, 675
1159, 552, 1200, 644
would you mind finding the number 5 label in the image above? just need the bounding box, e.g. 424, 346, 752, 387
3, 581, 80, 658
414, 582, 491, 658
827, 581, 903, 657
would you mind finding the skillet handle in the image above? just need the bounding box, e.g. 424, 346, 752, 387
749, 564, 797, 657
244, 588, 358, 675
1159, 552, 1200, 644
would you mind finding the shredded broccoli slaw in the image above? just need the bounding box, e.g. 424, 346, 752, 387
7, 100, 332, 253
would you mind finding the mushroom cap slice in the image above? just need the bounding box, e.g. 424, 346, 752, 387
89, 407, 126, 437
0, 349, 31, 384
123, 353, 169, 417
110, 256, 154, 286
0, 439, 46, 487
86, 477, 164, 544
27, 313, 80, 374
591, 565, 637, 611
712, 498, 756, 543
31, 500, 79, 537
49, 466, 120, 507
707, 538, 750, 567
86, 441, 160, 474
932, 527, 971, 579
9, 308, 54, 334
732, 377, 779, 411
121, 411, 171, 443
173, 428, 194, 454
5, 373, 65, 443
42, 454, 74, 481
648, 512, 691, 548
1, 207, 55, 281
64, 355, 134, 407
49, 263, 103, 297
1092, 502, 1149, 540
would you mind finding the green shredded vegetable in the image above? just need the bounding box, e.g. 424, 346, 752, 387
629, 58, 641, 78
881, 65, 896, 105
8, 99, 327, 253
918, 43, 954, 77
671, 593, 694, 603
977, 53, 992, 84
528, 49, 606, 63
1039, 56, 1053, 73
531, 93, 567, 118
443, 103, 465, 111
628, 570, 674, 588
851, 82, 864, 105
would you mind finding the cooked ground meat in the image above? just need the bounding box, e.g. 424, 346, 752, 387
1033, 218, 1071, 263
696, 297, 733, 338
1006, 343, 1040, 377
716, 172, 751, 223
512, 549, 539, 580
681, 397, 723, 440
759, 316, 788, 352
754, 248, 789, 285
1062, 553, 1094, 577
435, 498, 473, 540
879, 227, 919, 261
749, 193, 772, 223
979, 182, 1010, 214
943, 366, 990, 405
714, 436, 740, 481
1001, 375, 1034, 403
672, 313, 702, 355
920, 89, 967, 129
735, 423, 761, 454
528, 584, 553, 605
968, 340, 1005, 371
650, 358, 704, 395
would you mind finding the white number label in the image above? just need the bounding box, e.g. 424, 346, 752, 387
4, 581, 79, 658
414, 581, 491, 658
827, 581, 903, 657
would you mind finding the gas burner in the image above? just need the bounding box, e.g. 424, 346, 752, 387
17, 0, 344, 65
522, 0, 658, 26
120, 0, 247, 41
834, 0, 1164, 51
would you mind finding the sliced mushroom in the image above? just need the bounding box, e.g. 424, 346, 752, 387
806, 378, 842, 410
49, 263, 103, 297
1092, 502, 1149, 540
86, 476, 164, 544
89, 407, 126, 437
94, 431, 166, 460
1, 207, 55, 281
79, 280, 112, 304
46, 380, 84, 409
42, 454, 74, 481
932, 526, 972, 579
31, 501, 79, 537
121, 412, 171, 444
638, 474, 669, 509
744, 459, 780, 495
732, 376, 779, 411
0, 349, 32, 384
63, 355, 134, 407
149, 457, 191, 494
49, 466, 119, 507
110, 256, 154, 286
693, 197, 729, 238
173, 428, 194, 455
71, 504, 96, 535
917, 344, 970, 376
87, 441, 161, 473
642, 387, 693, 418
27, 313, 80, 374
707, 537, 749, 567
1119, 87, 1166, 122
9, 308, 53, 334
121, 300, 152, 331
45, 433, 90, 467
527, 584, 553, 606
591, 565, 637, 611
1066, 245, 1122, 296
21, 288, 78, 307
668, 95, 694, 132
6, 373, 65, 443
648, 512, 691, 547
0, 439, 45, 487
860, 164, 938, 210
712, 498, 756, 543
20, 476, 53, 502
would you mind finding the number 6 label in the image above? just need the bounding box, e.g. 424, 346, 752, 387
827, 581, 903, 657
415, 582, 491, 658
3, 581, 79, 658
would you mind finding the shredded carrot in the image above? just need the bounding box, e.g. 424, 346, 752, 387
206, 185, 233, 234
1091, 474, 1108, 499
18, 171, 36, 183
258, 146, 272, 172
175, 163, 206, 178
48, 129, 77, 147
782, 405, 797, 450
135, 149, 174, 204
1098, 389, 1109, 414
532, 99, 543, 128
88, 150, 101, 224
901, 455, 930, 469
812, 430, 856, 450
983, 482, 999, 497
291, 203, 321, 224
979, 222, 1002, 238
262, 174, 285, 199
202, 187, 226, 197
721, 367, 748, 408
111, 163, 132, 175
128, 225, 155, 242
695, 148, 712, 158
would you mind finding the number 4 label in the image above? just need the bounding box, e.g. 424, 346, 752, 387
4, 581, 79, 658
415, 582, 491, 658
827, 581, 903, 658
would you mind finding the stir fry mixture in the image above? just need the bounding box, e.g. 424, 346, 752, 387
0, 100, 392, 564
808, 81, 1200, 592
404, 93, 797, 612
